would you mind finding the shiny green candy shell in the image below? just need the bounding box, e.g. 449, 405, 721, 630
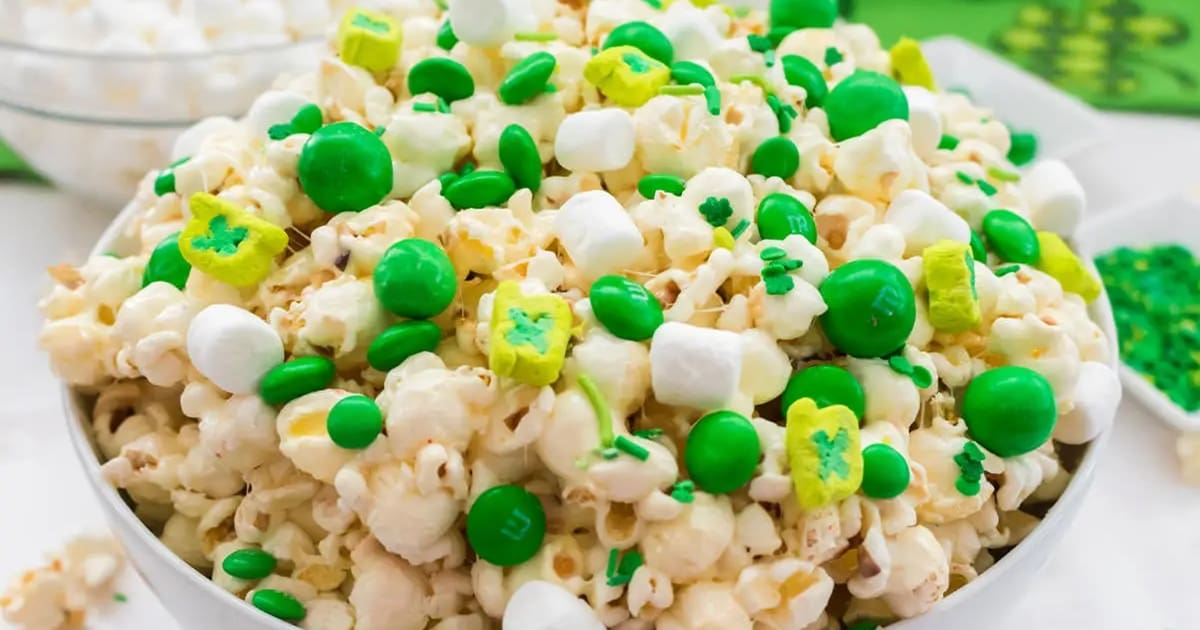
466, 484, 547, 566
819, 259, 916, 358
259, 356, 336, 405
824, 70, 909, 142
589, 275, 664, 341
962, 365, 1057, 457
669, 60, 715, 87
408, 57, 475, 103
769, 0, 838, 30
982, 209, 1040, 264
443, 170, 517, 210
638, 173, 686, 198
781, 364, 865, 419
755, 193, 817, 243
860, 443, 910, 499
685, 410, 761, 494
298, 121, 393, 213
367, 320, 443, 372
373, 238, 458, 318
751, 136, 800, 180
251, 589, 306, 621
222, 548, 277, 580
603, 21, 674, 66
498, 124, 542, 193
326, 394, 383, 449
143, 232, 191, 289
780, 55, 828, 106
499, 52, 557, 105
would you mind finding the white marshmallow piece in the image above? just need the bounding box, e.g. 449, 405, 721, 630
171, 116, 238, 162
902, 86, 942, 159
554, 190, 644, 279
449, 0, 534, 47
1021, 159, 1086, 237
659, 2, 723, 61
884, 189, 971, 256
186, 304, 284, 395
1054, 361, 1121, 445
244, 90, 311, 139
554, 109, 636, 173
650, 322, 743, 410
502, 581, 604, 630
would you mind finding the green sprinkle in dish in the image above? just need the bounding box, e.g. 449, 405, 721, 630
251, 589, 306, 621
669, 60, 715, 87
602, 21, 674, 66
368, 320, 443, 372
685, 410, 761, 494
143, 232, 191, 290
750, 136, 800, 180
326, 394, 383, 449
823, 70, 908, 142
443, 170, 517, 210
466, 484, 547, 566
222, 548, 278, 580
499, 52, 557, 106
259, 356, 336, 405
638, 173, 686, 198
408, 57, 475, 103
498, 124, 543, 192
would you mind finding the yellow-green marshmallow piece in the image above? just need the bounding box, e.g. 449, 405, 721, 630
785, 397, 863, 510
489, 281, 573, 386
1034, 232, 1102, 303
889, 37, 936, 91
180, 193, 289, 287
584, 46, 670, 107
924, 240, 981, 333
337, 8, 403, 73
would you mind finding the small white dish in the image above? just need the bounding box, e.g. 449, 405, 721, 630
1076, 194, 1200, 432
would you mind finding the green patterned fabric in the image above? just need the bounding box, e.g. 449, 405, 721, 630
847, 0, 1200, 114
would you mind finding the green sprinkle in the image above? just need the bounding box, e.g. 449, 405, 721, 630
728, 74, 770, 93
953, 440, 986, 496
703, 84, 721, 115
977, 179, 998, 196
669, 480, 695, 503
633, 428, 663, 439
514, 31, 557, 41
659, 84, 705, 95
747, 34, 773, 53
955, 171, 975, 185
939, 134, 959, 150
730, 219, 751, 239
113, 593, 127, 603
765, 93, 798, 133
699, 196, 733, 227
764, 274, 795, 295
760, 246, 788, 261
437, 96, 451, 113
605, 548, 620, 580
601, 447, 620, 459
615, 435, 650, 461
413, 102, 437, 112
642, 0, 662, 8
605, 549, 644, 587
824, 46, 844, 66
995, 264, 1022, 276
987, 166, 1021, 182
579, 374, 614, 447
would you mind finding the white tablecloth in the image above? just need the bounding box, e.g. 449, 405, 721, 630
2, 112, 1199, 630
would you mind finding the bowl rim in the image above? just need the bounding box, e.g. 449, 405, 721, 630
0, 35, 324, 62
57, 200, 1121, 628
0, 96, 212, 128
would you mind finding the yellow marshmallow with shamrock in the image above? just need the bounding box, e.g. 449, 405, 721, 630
584, 46, 670, 108
489, 281, 573, 386
179, 193, 289, 287
1034, 232, 1102, 303
924, 240, 981, 333
785, 397, 863, 510
337, 8, 402, 73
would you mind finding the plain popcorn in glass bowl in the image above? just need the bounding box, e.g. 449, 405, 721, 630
37, 0, 1121, 628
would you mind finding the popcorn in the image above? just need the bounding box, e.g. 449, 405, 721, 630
649, 321, 743, 410
1, 535, 125, 630
1021, 159, 1086, 237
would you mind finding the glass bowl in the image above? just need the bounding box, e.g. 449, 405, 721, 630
0, 38, 325, 209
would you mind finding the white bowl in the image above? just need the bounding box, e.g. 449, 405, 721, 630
59, 197, 1120, 630
1075, 194, 1200, 432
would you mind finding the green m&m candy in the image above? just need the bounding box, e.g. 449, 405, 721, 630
251, 589, 305, 621
769, 0, 838, 31
962, 366, 1057, 457
374, 238, 457, 318
408, 57, 475, 103
638, 173, 686, 198
298, 122, 393, 213
589, 275, 664, 341
669, 60, 715, 88
860, 443, 910, 499
443, 170, 517, 210
466, 484, 546, 566
824, 71, 909, 142
367, 320, 443, 372
781, 364, 865, 418
751, 136, 800, 180
259, 356, 336, 405
143, 232, 191, 289
982, 209, 1040, 264
603, 21, 674, 66
780, 55, 828, 106
498, 124, 542, 193
755, 193, 817, 243
684, 410, 761, 494
819, 259, 916, 358
221, 548, 277, 580
1008, 131, 1038, 166
326, 394, 383, 449
498, 52, 557, 106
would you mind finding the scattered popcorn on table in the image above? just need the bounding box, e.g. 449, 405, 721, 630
37, 1, 1117, 626
1, 535, 125, 630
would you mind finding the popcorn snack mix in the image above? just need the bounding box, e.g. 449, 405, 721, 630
38, 1, 1118, 627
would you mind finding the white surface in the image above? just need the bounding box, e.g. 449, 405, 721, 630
1077, 195, 1200, 433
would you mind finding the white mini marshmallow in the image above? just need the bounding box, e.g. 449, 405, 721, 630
1054, 361, 1121, 445
186, 304, 283, 395
449, 0, 535, 47
554, 190, 644, 279
659, 2, 723, 61
650, 322, 742, 410
554, 109, 636, 173
1021, 159, 1086, 237
902, 86, 942, 159
244, 90, 311, 139
171, 116, 238, 162
502, 581, 604, 630
884, 189, 971, 256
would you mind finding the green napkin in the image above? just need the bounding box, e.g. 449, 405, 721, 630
846, 0, 1200, 115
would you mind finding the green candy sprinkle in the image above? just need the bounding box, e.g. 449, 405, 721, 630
669, 479, 695, 503
637, 173, 686, 198
153, 157, 189, 197
703, 84, 722, 115
939, 134, 960, 150
443, 170, 517, 210
633, 428, 663, 439
780, 55, 827, 107
659, 84, 705, 95
987, 166, 1021, 182
969, 230, 987, 262
259, 356, 336, 405
698, 196, 733, 228
955, 171, 975, 185
603, 21, 674, 66
514, 31, 557, 41
578, 373, 615, 447
760, 246, 788, 261
326, 394, 383, 449
977, 179, 998, 196
113, 593, 127, 603
412, 102, 438, 112
437, 20, 458, 50
222, 548, 278, 580
730, 219, 751, 239
670, 60, 715, 87
498, 124, 543, 193
408, 57, 475, 103
823, 46, 844, 66
143, 232, 191, 290
367, 320, 443, 372
614, 435, 650, 461
995, 264, 1021, 276
499, 51, 557, 105
251, 589, 306, 621
751, 136, 800, 180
